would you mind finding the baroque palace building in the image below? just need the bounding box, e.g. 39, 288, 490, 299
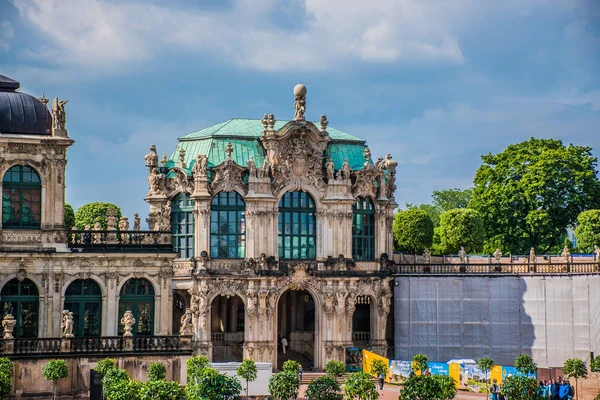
0, 76, 396, 373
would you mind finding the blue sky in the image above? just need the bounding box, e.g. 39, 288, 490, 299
1, 0, 599, 221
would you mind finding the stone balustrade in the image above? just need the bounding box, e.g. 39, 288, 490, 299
68, 230, 173, 251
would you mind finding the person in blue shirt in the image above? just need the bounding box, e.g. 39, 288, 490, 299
490, 379, 500, 400
559, 380, 570, 399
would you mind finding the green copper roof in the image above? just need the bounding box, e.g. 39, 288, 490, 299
168, 118, 368, 172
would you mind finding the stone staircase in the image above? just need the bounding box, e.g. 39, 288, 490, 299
277, 349, 313, 371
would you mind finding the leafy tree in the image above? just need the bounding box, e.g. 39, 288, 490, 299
268, 370, 300, 400
237, 359, 258, 400
476, 358, 495, 400
0, 358, 13, 400
343, 372, 378, 400
591, 356, 600, 373
438, 208, 485, 254
75, 202, 122, 230
432, 188, 473, 212
470, 138, 600, 254
575, 210, 600, 253
147, 362, 166, 381
185, 367, 241, 400
306, 375, 343, 400
500, 375, 542, 400
563, 359, 588, 400
406, 203, 442, 227
43, 360, 69, 400
514, 354, 537, 375
393, 209, 434, 253
186, 356, 209, 384
102, 368, 133, 400
369, 359, 388, 378
64, 203, 75, 230
413, 354, 429, 374
398, 374, 457, 400
139, 380, 185, 400
94, 358, 117, 375
282, 359, 301, 374
325, 360, 346, 377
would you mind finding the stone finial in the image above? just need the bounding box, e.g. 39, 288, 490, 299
267, 114, 276, 131
160, 153, 168, 167
225, 142, 234, 160
121, 310, 136, 337
179, 148, 186, 167
39, 94, 49, 106
561, 245, 571, 262
529, 247, 536, 263
261, 114, 269, 132
458, 246, 467, 263
106, 208, 118, 230
423, 248, 431, 263
2, 314, 16, 339
293, 84, 307, 121
61, 310, 74, 338
363, 147, 371, 164
133, 213, 141, 231
493, 248, 502, 262
118, 216, 130, 231
320, 114, 329, 131
145, 145, 159, 171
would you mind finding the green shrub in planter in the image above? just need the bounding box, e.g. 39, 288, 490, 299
139, 380, 185, 400
94, 358, 117, 375
42, 360, 69, 400
325, 360, 346, 377
305, 375, 342, 400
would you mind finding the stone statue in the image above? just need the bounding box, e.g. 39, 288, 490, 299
2, 314, 16, 339
529, 247, 536, 263
494, 248, 502, 263
224, 142, 234, 159
118, 216, 130, 231
39, 93, 49, 106
342, 158, 352, 180
335, 170, 343, 182
179, 148, 186, 166
192, 154, 208, 177
594, 245, 600, 261
260, 159, 271, 179
148, 168, 164, 195
156, 201, 172, 231
384, 153, 398, 174
106, 208, 118, 230
293, 84, 307, 121
458, 247, 467, 263
267, 114, 276, 131
320, 114, 329, 131
423, 248, 431, 263
247, 156, 257, 178
325, 158, 335, 181
160, 152, 168, 167
144, 145, 159, 171
375, 156, 385, 170
261, 114, 269, 131
179, 308, 194, 336
93, 222, 102, 230
133, 213, 141, 231
121, 310, 136, 337
61, 310, 74, 338
52, 98, 68, 130
561, 245, 571, 262
363, 147, 371, 164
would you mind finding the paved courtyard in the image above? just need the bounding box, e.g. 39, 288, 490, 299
297, 384, 487, 399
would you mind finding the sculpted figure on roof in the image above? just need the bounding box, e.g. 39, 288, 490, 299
192, 154, 208, 177
145, 145, 159, 171
326, 158, 335, 181
247, 156, 257, 178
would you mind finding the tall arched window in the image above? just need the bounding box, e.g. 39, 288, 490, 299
278, 191, 316, 260
171, 193, 195, 258
0, 278, 39, 338
2, 165, 41, 229
118, 278, 154, 335
64, 279, 102, 337
210, 192, 246, 259
352, 197, 375, 261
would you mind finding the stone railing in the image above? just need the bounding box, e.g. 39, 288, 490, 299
352, 331, 370, 343
393, 262, 600, 275
2, 336, 191, 357
68, 230, 173, 251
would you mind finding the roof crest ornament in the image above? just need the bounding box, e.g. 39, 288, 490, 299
320, 114, 328, 132
293, 84, 306, 121
225, 142, 234, 159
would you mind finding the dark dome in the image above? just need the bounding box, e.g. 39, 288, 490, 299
0, 74, 52, 135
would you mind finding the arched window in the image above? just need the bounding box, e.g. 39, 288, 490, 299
2, 165, 41, 229
210, 192, 246, 259
278, 191, 316, 260
64, 279, 102, 337
171, 193, 195, 258
118, 278, 154, 335
0, 278, 39, 338
352, 197, 375, 260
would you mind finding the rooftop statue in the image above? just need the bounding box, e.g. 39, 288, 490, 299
342, 158, 352, 181
320, 114, 329, 131
326, 158, 335, 181
52, 98, 68, 131
247, 155, 257, 178
293, 84, 307, 121
145, 145, 159, 171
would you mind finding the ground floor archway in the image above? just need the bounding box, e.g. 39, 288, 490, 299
352, 295, 373, 348
210, 294, 245, 362
276, 289, 315, 370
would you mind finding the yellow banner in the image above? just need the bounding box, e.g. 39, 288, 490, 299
362, 350, 390, 381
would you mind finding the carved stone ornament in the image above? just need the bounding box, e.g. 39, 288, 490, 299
493, 248, 502, 263
209, 145, 248, 195
179, 308, 194, 336
213, 279, 246, 299
561, 245, 571, 262
2, 314, 16, 339
148, 168, 166, 197
51, 97, 68, 132
16, 268, 27, 282
155, 201, 172, 231
144, 144, 159, 172
61, 310, 75, 338
352, 148, 380, 198
293, 84, 307, 121
167, 168, 192, 197
458, 247, 467, 263
192, 154, 208, 177
121, 311, 136, 337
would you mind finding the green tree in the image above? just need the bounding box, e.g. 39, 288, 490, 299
0, 358, 13, 400
42, 360, 69, 400
185, 367, 241, 400
398, 374, 457, 400
476, 358, 495, 400
306, 375, 343, 400
500, 376, 541, 400
591, 357, 600, 373
470, 138, 600, 254
147, 362, 166, 381
186, 356, 209, 384
75, 202, 122, 230
575, 210, 600, 253
268, 370, 300, 400
514, 354, 537, 375
405, 203, 442, 227
369, 359, 388, 378
343, 372, 378, 400
432, 188, 473, 212
237, 359, 258, 400
393, 209, 434, 253
413, 354, 429, 374
64, 203, 75, 230
563, 359, 588, 400
438, 208, 485, 254
94, 358, 117, 375
325, 360, 346, 377
282, 359, 301, 374
139, 380, 185, 400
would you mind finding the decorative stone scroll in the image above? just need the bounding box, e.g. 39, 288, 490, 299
209, 143, 248, 195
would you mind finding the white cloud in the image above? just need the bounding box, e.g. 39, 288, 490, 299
0, 21, 14, 50
11, 0, 475, 72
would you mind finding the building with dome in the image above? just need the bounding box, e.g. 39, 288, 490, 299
0, 77, 397, 395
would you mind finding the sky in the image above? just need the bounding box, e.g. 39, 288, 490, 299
1, 0, 599, 221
